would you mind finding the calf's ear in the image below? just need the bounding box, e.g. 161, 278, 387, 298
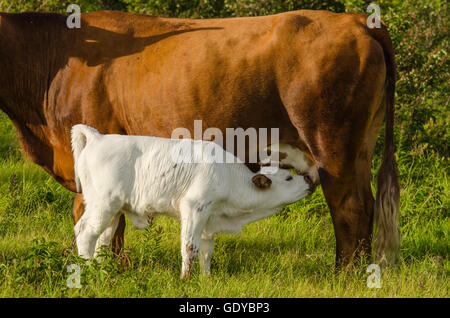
252, 174, 272, 189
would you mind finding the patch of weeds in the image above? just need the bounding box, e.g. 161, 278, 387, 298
130, 217, 164, 270
3, 238, 67, 290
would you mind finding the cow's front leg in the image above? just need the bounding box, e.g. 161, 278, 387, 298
179, 200, 209, 279
199, 234, 214, 276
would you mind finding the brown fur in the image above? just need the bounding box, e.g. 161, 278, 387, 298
0, 10, 400, 266
252, 174, 272, 189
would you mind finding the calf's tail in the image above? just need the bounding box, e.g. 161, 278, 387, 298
71, 124, 101, 193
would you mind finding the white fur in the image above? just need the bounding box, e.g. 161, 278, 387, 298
71, 124, 311, 278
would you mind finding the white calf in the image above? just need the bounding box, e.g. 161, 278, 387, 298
71, 124, 312, 278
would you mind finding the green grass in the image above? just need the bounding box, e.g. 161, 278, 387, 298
0, 112, 448, 297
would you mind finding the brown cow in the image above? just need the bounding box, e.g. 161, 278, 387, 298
0, 10, 400, 267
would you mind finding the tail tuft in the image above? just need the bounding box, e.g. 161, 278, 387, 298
374, 148, 401, 264
71, 124, 100, 193
370, 24, 401, 265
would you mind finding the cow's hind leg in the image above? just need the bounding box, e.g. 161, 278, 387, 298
297, 96, 383, 268
318, 154, 375, 268
308, 106, 384, 268
316, 83, 387, 268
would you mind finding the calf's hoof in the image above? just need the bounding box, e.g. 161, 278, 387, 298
180, 270, 192, 280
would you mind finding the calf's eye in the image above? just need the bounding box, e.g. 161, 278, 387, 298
286, 175, 293, 181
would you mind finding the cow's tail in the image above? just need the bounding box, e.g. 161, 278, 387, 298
369, 25, 401, 265
71, 124, 101, 193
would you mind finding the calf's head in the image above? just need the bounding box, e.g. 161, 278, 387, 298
252, 168, 312, 207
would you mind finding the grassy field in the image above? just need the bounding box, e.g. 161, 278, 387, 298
0, 0, 449, 298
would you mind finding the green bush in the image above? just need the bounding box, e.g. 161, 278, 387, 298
0, 0, 345, 15
385, 1, 449, 158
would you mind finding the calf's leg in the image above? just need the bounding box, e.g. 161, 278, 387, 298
74, 218, 100, 259
75, 200, 120, 259
199, 234, 214, 276
179, 200, 209, 279
94, 213, 122, 256
73, 194, 126, 256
